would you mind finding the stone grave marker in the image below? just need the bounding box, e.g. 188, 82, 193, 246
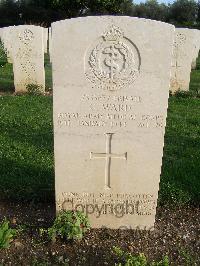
48, 27, 52, 62
11, 25, 45, 92
43, 27, 48, 54
0, 28, 3, 40
170, 28, 199, 93
191, 29, 200, 70
0, 28, 4, 53
1, 26, 15, 63
52, 16, 174, 229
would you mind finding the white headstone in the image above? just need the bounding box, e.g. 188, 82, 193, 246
52, 16, 174, 230
11, 25, 45, 92
1, 26, 15, 63
0, 28, 3, 39
43, 27, 48, 54
191, 29, 200, 70
171, 28, 199, 93
0, 28, 3, 51
48, 27, 52, 62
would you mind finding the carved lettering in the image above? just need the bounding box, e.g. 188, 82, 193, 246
57, 192, 156, 217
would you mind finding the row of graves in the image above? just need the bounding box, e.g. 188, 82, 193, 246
0, 16, 200, 230
0, 26, 49, 92
0, 22, 200, 95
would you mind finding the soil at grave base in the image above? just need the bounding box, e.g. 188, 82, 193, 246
0, 202, 199, 266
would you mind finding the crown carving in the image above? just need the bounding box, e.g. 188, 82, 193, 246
103, 25, 124, 42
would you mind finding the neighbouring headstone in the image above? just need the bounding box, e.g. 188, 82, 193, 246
170, 28, 199, 93
43, 27, 48, 54
0, 28, 3, 39
1, 26, 15, 63
48, 27, 52, 62
0, 28, 3, 51
11, 25, 45, 92
52, 16, 174, 229
191, 29, 200, 70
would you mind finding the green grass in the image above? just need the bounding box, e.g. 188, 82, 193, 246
44, 53, 52, 91
190, 52, 200, 93
159, 97, 200, 205
0, 95, 54, 202
0, 63, 14, 92
0, 41, 14, 92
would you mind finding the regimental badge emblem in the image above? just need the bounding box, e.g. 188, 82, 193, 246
174, 33, 186, 48
19, 29, 34, 43
85, 25, 141, 91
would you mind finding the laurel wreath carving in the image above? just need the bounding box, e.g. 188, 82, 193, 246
86, 40, 139, 91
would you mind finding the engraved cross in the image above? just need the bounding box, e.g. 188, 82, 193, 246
90, 133, 127, 189
175, 60, 182, 69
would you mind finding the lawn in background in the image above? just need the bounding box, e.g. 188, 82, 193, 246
160, 96, 200, 205
190, 52, 200, 93
0, 96, 54, 202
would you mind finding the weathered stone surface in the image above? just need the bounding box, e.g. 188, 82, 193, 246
11, 25, 45, 92
0, 28, 3, 40
43, 27, 48, 54
0, 26, 15, 63
171, 28, 200, 93
191, 29, 200, 70
48, 27, 52, 62
52, 16, 174, 229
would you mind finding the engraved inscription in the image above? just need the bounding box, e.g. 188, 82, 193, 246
57, 192, 156, 217
174, 33, 186, 48
171, 33, 186, 88
15, 29, 39, 87
81, 94, 142, 103
90, 133, 127, 189
57, 112, 164, 129
85, 25, 140, 91
173, 33, 186, 65
56, 93, 164, 130
19, 29, 34, 43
